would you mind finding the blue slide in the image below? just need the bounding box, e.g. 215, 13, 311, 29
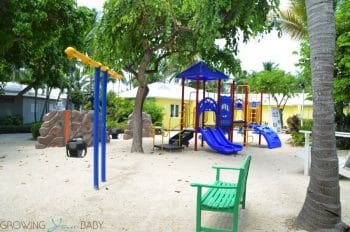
199, 127, 243, 155
253, 126, 282, 149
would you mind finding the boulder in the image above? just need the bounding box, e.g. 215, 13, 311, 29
123, 112, 153, 139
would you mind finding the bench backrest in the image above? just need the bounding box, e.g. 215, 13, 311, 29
235, 155, 251, 206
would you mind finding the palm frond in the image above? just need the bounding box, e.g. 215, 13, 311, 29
278, 0, 308, 40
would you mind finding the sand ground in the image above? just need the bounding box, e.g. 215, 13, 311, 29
0, 132, 349, 232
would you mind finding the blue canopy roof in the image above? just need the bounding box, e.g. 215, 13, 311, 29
176, 61, 228, 81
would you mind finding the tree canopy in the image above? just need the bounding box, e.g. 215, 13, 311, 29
249, 68, 298, 102
96, 0, 279, 74
278, 0, 307, 40
294, 0, 350, 125
0, 0, 96, 81
248, 62, 299, 127
0, 0, 97, 120
334, 0, 350, 105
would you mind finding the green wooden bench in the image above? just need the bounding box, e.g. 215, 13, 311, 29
191, 155, 251, 232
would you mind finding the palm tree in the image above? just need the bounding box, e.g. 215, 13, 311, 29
278, 0, 307, 40
262, 61, 279, 71
296, 0, 346, 230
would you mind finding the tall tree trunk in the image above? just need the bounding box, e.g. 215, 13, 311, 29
296, 0, 346, 230
131, 51, 152, 153
279, 108, 284, 129
131, 84, 149, 153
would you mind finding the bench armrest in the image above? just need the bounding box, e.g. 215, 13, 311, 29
212, 166, 243, 181
191, 183, 237, 189
212, 166, 243, 171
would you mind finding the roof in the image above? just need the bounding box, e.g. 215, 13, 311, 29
237, 93, 313, 106
176, 61, 228, 81
3, 82, 66, 99
118, 82, 312, 106
119, 82, 216, 100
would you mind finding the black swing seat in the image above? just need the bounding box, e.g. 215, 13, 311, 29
66, 138, 87, 158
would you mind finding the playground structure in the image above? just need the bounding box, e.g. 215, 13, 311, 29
65, 47, 122, 190
229, 83, 281, 149
157, 61, 281, 154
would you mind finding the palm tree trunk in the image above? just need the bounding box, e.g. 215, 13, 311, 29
296, 0, 345, 230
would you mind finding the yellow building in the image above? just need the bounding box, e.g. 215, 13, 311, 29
119, 82, 313, 131
248, 93, 313, 128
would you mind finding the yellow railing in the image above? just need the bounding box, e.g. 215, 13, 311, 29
152, 121, 170, 152
152, 118, 188, 151
64, 47, 123, 80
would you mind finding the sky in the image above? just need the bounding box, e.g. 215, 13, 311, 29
76, 0, 300, 74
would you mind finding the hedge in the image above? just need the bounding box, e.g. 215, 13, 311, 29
0, 125, 31, 134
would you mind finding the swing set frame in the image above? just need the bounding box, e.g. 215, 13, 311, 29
65, 47, 122, 190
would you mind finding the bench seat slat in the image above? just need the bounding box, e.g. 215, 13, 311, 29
202, 181, 237, 209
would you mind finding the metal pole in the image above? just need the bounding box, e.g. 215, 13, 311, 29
259, 91, 263, 145
243, 84, 249, 146
180, 79, 185, 131
230, 81, 235, 142
101, 71, 108, 182
301, 88, 305, 127
202, 81, 206, 147
64, 110, 71, 144
195, 77, 199, 151
93, 67, 100, 189
217, 79, 221, 128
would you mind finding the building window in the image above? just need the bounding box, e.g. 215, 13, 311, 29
170, 104, 179, 117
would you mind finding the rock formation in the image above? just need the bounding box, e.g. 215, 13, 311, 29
123, 112, 153, 140
35, 110, 108, 149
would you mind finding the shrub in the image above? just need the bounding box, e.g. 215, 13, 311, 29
106, 91, 165, 123
31, 121, 43, 139
337, 137, 350, 149
287, 115, 313, 146
107, 92, 133, 123
116, 122, 127, 132
106, 120, 118, 130
106, 120, 127, 132
0, 115, 23, 126
335, 113, 350, 149
300, 119, 313, 131
99, 92, 164, 133
143, 99, 164, 123
287, 115, 300, 134
0, 125, 31, 133
291, 132, 306, 146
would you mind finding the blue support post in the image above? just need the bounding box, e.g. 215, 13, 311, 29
101, 71, 108, 182
93, 67, 101, 189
